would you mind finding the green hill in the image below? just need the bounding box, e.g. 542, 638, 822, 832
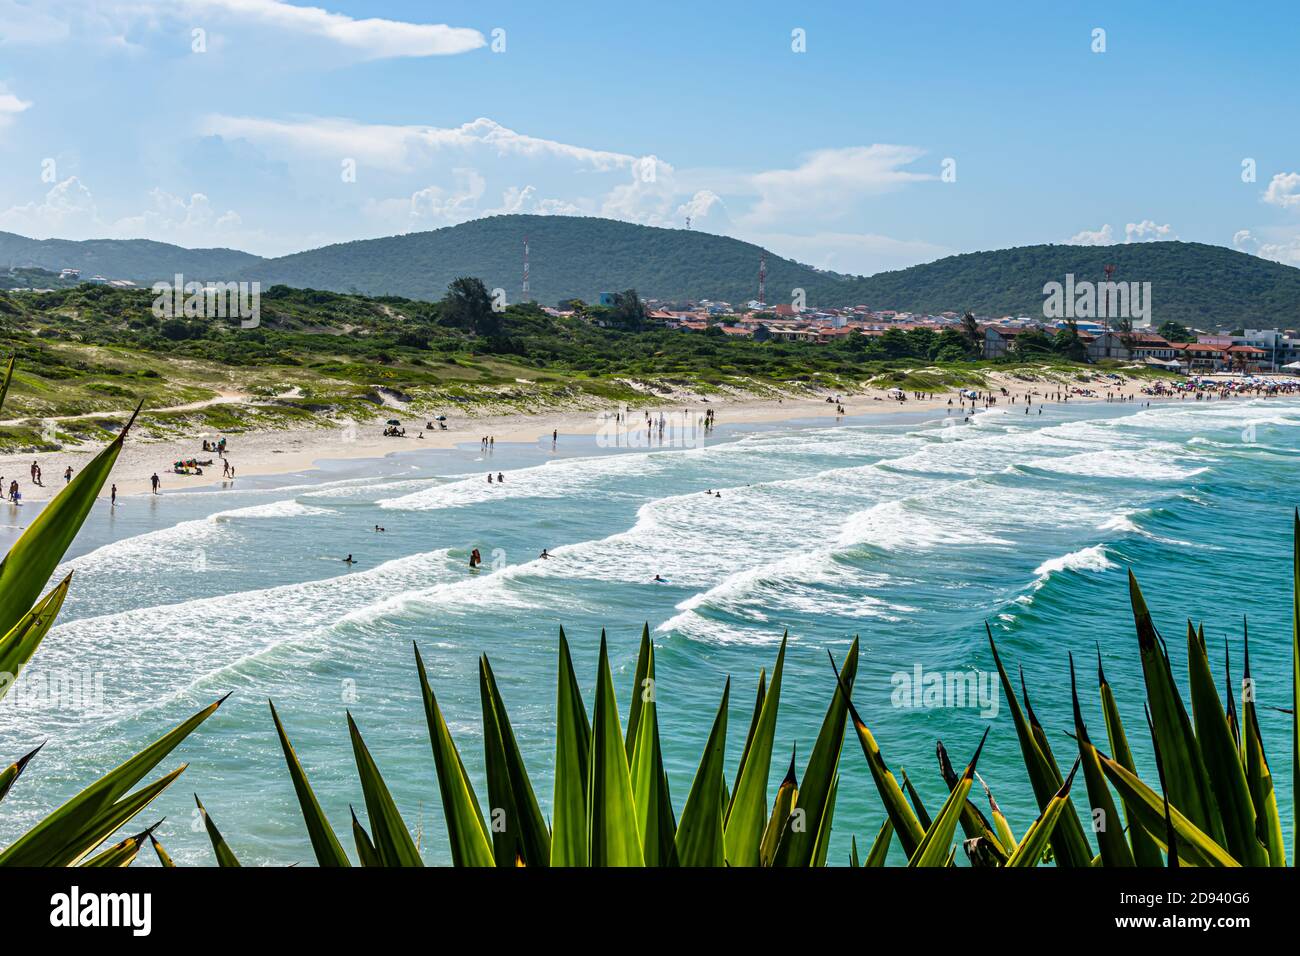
237, 215, 861, 307
0, 231, 264, 282
854, 241, 1300, 328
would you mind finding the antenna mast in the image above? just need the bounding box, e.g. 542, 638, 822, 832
522, 236, 530, 302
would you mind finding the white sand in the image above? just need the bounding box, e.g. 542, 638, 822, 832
0, 370, 1172, 502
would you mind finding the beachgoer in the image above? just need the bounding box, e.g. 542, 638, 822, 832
150, 473, 160, 494
343, 554, 356, 564
653, 574, 665, 583
110, 484, 117, 506
539, 548, 549, 559
487, 473, 494, 484
497, 472, 504, 483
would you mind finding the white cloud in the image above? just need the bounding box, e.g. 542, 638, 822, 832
744, 145, 933, 226
203, 115, 636, 174
111, 188, 244, 241
493, 185, 581, 218
2, 0, 482, 59
749, 231, 950, 277
1263, 172, 1300, 209
1233, 228, 1300, 267
0, 177, 98, 237
0, 178, 253, 247
181, 0, 483, 58
1068, 224, 1114, 245
1067, 221, 1177, 245
1124, 219, 1176, 242
0, 85, 32, 130
365, 172, 584, 233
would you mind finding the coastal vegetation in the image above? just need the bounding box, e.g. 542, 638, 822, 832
0, 355, 1294, 867
0, 280, 1171, 452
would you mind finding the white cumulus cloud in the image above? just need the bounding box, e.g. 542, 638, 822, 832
1263, 172, 1300, 209
1068, 224, 1114, 246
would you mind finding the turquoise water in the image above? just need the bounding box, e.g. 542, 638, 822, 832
2, 396, 1297, 865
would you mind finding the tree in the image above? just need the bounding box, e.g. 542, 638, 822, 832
880, 327, 913, 358
960, 311, 982, 355
1011, 329, 1054, 356
441, 276, 500, 338
1051, 320, 1087, 361
608, 288, 648, 331
1157, 320, 1191, 343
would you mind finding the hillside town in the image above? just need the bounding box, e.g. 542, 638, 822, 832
543, 295, 1296, 374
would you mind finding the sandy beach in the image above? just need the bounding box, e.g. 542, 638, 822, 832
0, 369, 1193, 503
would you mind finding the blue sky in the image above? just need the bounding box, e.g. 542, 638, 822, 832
1, 0, 1298, 274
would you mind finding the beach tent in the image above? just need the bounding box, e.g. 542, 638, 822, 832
1282, 361, 1300, 370
386, 419, 401, 425
886, 387, 904, 397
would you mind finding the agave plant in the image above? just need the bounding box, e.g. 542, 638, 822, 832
0, 357, 225, 868
255, 628, 862, 866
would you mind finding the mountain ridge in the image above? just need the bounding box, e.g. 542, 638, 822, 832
4, 216, 1298, 327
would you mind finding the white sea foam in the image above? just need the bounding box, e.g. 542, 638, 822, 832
1034, 544, 1114, 578
24, 547, 463, 730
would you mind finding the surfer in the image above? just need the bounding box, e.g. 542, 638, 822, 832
539, 548, 550, 560
343, 554, 356, 565
653, 574, 666, 583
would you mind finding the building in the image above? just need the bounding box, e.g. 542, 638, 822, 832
982, 327, 1026, 359
1122, 332, 1178, 362
1084, 331, 1131, 362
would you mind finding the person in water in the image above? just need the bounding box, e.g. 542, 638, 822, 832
374, 524, 385, 532
343, 554, 356, 564
653, 574, 666, 583
487, 473, 493, 484
539, 548, 549, 559
110, 483, 117, 506
469, 548, 481, 568
497, 472, 504, 483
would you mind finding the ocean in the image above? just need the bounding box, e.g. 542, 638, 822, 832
2, 395, 1296, 865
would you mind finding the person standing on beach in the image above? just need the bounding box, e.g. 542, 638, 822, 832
110, 484, 117, 506
150, 473, 160, 494
64, 466, 73, 484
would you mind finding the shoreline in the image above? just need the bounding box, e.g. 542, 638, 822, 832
0, 369, 1268, 503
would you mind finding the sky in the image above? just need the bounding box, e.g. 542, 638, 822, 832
1, 0, 1298, 275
